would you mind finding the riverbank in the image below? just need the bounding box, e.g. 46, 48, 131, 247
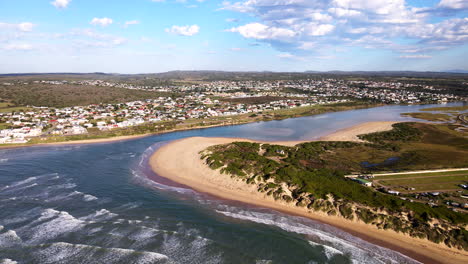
0, 133, 153, 149
149, 121, 468, 264
0, 102, 381, 150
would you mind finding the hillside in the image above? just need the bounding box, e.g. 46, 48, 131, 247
0, 84, 176, 108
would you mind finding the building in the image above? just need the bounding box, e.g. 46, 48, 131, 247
354, 178, 372, 187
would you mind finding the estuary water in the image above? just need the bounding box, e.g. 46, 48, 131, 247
0, 102, 465, 264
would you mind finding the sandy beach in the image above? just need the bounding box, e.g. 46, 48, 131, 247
149, 121, 468, 264
319, 121, 396, 142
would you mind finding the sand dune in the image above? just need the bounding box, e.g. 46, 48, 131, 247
149, 121, 468, 264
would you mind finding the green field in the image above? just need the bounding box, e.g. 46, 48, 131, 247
0, 106, 34, 113
374, 170, 468, 180
0, 102, 14, 108
374, 170, 468, 192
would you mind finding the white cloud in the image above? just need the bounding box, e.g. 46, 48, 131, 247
328, 7, 362, 18
309, 12, 333, 23
0, 22, 34, 32
90, 18, 113, 27
227, 23, 296, 41
304, 23, 335, 36
332, 0, 406, 15
221, 0, 465, 57
3, 43, 34, 51
165, 25, 200, 36
68, 29, 127, 48
402, 18, 468, 45
277, 53, 294, 58
51, 0, 71, 9
438, 0, 468, 9
124, 20, 140, 28
17, 22, 34, 32
399, 55, 432, 59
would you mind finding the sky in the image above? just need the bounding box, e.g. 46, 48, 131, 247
0, 0, 467, 73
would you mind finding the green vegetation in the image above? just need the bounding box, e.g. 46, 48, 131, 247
262, 101, 379, 121
0, 84, 177, 108
0, 123, 10, 129
219, 96, 291, 104
421, 106, 468, 112
358, 122, 423, 143
0, 102, 14, 108
0, 106, 34, 113
402, 112, 453, 122
202, 122, 468, 249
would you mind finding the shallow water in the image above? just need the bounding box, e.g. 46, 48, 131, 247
0, 102, 465, 264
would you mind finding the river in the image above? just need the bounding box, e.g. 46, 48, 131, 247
0, 102, 464, 264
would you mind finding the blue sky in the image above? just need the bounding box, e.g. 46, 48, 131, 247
0, 0, 467, 73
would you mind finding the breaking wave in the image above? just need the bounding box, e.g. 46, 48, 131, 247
215, 207, 420, 264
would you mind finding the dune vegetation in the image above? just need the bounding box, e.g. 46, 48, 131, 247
201, 122, 468, 249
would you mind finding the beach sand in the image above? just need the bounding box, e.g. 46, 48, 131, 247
319, 121, 396, 142
149, 121, 468, 264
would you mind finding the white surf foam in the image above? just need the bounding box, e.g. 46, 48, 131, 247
130, 169, 194, 195
0, 229, 22, 247
80, 209, 118, 222
83, 194, 98, 202
9, 177, 37, 187
308, 241, 343, 259
0, 259, 18, 264
31, 242, 169, 264
216, 208, 419, 264
22, 209, 84, 244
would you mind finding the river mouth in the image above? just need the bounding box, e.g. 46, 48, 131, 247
0, 102, 464, 264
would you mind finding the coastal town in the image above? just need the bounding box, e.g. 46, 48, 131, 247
0, 77, 465, 144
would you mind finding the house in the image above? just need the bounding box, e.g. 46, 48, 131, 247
354, 178, 372, 187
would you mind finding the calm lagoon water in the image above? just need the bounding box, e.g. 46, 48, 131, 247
0, 102, 465, 264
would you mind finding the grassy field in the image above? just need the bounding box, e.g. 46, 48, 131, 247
0, 102, 14, 108
374, 170, 468, 179
373, 170, 468, 192
0, 84, 177, 108
401, 112, 453, 121
0, 106, 34, 113
0, 123, 10, 129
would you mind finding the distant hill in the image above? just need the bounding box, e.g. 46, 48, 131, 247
444, 69, 468, 74
1, 70, 468, 81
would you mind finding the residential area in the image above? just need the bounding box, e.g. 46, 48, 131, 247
0, 77, 465, 144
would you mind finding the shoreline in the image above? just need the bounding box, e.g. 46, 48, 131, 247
0, 122, 245, 150
149, 121, 468, 264
0, 102, 382, 150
